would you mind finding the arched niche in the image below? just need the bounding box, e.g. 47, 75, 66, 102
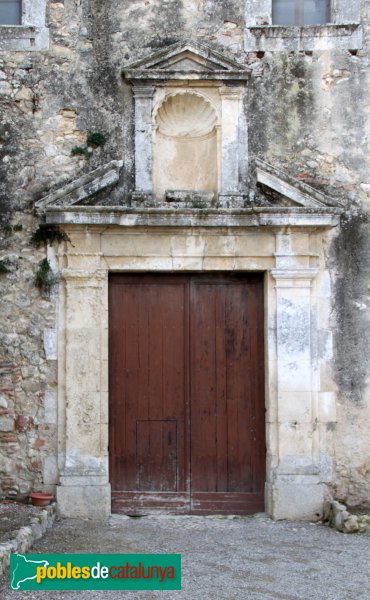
153, 92, 219, 201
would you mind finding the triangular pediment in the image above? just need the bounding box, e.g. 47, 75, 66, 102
35, 160, 123, 212
255, 159, 344, 209
123, 42, 250, 81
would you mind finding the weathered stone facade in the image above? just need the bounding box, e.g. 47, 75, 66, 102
0, 1, 369, 519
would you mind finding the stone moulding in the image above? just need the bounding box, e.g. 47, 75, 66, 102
43, 205, 341, 229
35, 160, 123, 213
0, 25, 36, 39
255, 159, 344, 209
123, 41, 251, 82
249, 23, 361, 39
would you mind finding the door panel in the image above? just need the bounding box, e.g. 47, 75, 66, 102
189, 275, 265, 513
109, 273, 265, 515
109, 275, 189, 511
136, 420, 177, 492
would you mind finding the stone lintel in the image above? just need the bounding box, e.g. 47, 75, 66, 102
45, 207, 341, 229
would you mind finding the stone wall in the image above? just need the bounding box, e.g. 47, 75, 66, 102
0, 0, 369, 509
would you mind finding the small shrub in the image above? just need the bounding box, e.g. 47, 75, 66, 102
34, 258, 58, 293
71, 146, 90, 157
31, 225, 70, 248
2, 224, 12, 235
13, 223, 23, 232
0, 259, 10, 273
86, 131, 106, 147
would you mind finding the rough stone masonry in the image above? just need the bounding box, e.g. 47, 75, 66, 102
0, 1, 369, 518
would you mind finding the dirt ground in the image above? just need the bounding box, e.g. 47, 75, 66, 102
0, 501, 43, 543
1, 512, 370, 599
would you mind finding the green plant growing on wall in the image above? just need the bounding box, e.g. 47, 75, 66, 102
31, 225, 70, 248
34, 258, 58, 293
71, 146, 90, 157
2, 223, 13, 236
86, 131, 106, 147
1, 223, 22, 235
71, 131, 106, 158
0, 259, 10, 273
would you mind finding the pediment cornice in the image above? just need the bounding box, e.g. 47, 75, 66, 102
123, 41, 250, 82
255, 159, 344, 209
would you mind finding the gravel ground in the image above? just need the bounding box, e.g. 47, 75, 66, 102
1, 513, 369, 599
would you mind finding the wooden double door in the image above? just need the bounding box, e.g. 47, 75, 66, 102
109, 273, 265, 515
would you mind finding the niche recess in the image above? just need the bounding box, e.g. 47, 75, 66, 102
153, 91, 218, 200
123, 42, 250, 207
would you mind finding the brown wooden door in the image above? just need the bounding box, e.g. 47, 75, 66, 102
109, 274, 265, 515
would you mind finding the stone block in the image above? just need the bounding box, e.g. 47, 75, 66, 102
319, 392, 337, 423
57, 484, 111, 519
234, 233, 275, 257
166, 190, 214, 205
0, 395, 8, 409
278, 359, 312, 392
278, 391, 313, 422
268, 477, 324, 520
0, 417, 14, 432
277, 424, 314, 462
43, 329, 57, 360
169, 235, 206, 257
43, 455, 58, 485
44, 388, 57, 423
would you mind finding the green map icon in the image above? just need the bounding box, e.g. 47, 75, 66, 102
10, 554, 49, 590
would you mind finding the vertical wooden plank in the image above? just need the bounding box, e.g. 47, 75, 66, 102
225, 282, 252, 492
190, 281, 218, 492
215, 289, 228, 492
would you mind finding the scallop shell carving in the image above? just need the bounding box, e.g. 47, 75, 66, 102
156, 93, 217, 138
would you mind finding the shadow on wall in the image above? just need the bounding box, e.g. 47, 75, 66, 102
332, 213, 370, 404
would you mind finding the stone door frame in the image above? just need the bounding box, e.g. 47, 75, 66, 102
53, 211, 339, 520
